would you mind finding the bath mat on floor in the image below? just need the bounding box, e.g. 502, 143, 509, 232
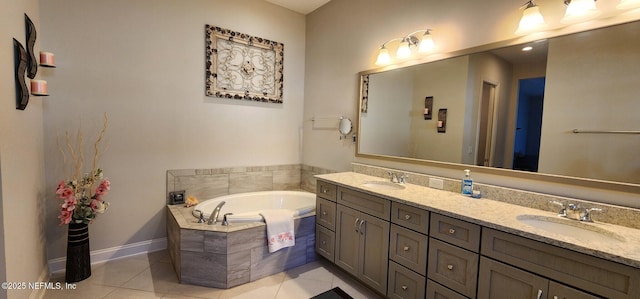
311, 287, 353, 299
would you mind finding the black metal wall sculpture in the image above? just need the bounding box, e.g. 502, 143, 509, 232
14, 38, 29, 110
25, 14, 38, 79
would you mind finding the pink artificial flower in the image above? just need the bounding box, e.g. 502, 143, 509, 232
56, 186, 75, 199
95, 179, 111, 195
58, 209, 73, 225
61, 197, 77, 211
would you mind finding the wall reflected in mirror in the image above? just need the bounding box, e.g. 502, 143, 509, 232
358, 21, 640, 185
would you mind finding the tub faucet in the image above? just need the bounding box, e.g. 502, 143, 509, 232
208, 201, 226, 225
222, 213, 233, 226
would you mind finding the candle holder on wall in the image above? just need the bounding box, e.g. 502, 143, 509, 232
25, 14, 38, 79
39, 51, 56, 67
13, 39, 29, 110
424, 96, 433, 120
437, 108, 447, 133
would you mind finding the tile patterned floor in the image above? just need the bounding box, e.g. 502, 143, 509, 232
44, 250, 381, 299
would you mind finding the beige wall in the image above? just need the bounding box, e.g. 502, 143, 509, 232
39, 0, 306, 261
1, 0, 48, 298
304, 0, 640, 206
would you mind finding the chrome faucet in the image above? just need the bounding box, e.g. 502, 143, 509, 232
222, 213, 233, 226
387, 172, 409, 184
549, 201, 604, 222
208, 201, 226, 225
580, 207, 603, 222
195, 209, 206, 223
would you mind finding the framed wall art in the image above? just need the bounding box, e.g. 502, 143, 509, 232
205, 25, 284, 103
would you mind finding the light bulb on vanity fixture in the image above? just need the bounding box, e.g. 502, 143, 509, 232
516, 1, 547, 35
561, 0, 600, 24
375, 29, 436, 66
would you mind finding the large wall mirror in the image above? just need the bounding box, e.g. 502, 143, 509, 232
357, 20, 639, 191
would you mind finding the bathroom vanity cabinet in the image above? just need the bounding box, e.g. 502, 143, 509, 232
335, 187, 390, 295
314, 179, 640, 299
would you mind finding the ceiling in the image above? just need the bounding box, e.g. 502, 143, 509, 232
264, 0, 331, 15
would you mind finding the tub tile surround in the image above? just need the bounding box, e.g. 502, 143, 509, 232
319, 167, 640, 269
167, 164, 335, 204
167, 205, 318, 288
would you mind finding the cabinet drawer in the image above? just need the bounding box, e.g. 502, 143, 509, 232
388, 261, 426, 299
426, 280, 467, 299
316, 197, 336, 231
549, 281, 603, 299
391, 201, 429, 234
390, 224, 428, 275
316, 180, 337, 202
477, 257, 548, 299
337, 187, 390, 220
428, 238, 479, 298
481, 228, 640, 299
315, 225, 335, 262
430, 213, 480, 252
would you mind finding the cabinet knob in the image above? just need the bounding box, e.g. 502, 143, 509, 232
403, 246, 410, 251
322, 211, 327, 216
448, 228, 456, 234
322, 241, 326, 245
404, 214, 411, 220
322, 187, 328, 193
447, 264, 454, 270
401, 286, 408, 291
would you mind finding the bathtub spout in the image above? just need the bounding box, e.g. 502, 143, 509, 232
208, 201, 226, 225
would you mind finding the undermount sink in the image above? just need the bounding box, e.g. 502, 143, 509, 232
361, 180, 406, 190
516, 214, 625, 243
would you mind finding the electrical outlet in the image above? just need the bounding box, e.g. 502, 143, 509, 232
429, 178, 444, 190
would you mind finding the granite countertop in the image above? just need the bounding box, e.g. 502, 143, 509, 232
316, 172, 640, 269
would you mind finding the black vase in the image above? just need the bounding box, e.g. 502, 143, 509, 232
65, 223, 91, 283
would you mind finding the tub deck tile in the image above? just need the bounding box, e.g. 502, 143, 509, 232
228, 226, 266, 253
181, 229, 204, 252
180, 251, 228, 288
249, 236, 308, 281
204, 231, 227, 254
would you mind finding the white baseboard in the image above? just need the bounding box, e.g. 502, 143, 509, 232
48, 238, 167, 274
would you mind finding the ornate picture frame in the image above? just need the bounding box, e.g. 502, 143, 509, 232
205, 25, 284, 103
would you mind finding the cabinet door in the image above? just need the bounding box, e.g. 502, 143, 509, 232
359, 212, 390, 295
478, 257, 548, 299
335, 204, 360, 277
548, 281, 603, 299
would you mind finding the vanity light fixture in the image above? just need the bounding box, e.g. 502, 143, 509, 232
375, 29, 435, 66
516, 1, 547, 35
561, 0, 600, 24
617, 0, 640, 10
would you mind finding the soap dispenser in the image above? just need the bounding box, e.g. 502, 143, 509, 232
461, 169, 473, 196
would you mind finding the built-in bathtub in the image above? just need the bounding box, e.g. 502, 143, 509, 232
192, 191, 316, 223
167, 190, 317, 289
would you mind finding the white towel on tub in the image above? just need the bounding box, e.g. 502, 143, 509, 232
260, 209, 295, 253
